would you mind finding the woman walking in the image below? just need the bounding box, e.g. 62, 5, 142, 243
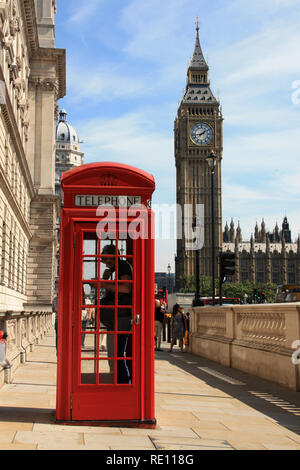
169, 303, 187, 353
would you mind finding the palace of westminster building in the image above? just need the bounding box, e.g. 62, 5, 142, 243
175, 23, 300, 288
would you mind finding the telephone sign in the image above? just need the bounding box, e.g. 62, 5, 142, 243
75, 195, 142, 207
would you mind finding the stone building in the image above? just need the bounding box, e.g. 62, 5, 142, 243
223, 218, 300, 285
0, 0, 65, 378
175, 25, 300, 289
55, 109, 84, 282
175, 23, 223, 289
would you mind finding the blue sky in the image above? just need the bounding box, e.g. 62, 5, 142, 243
55, 0, 300, 273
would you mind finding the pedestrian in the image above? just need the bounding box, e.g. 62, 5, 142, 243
154, 299, 165, 351
100, 244, 133, 384
0, 331, 10, 369
185, 311, 190, 332
168, 303, 187, 353
52, 293, 58, 351
81, 296, 94, 348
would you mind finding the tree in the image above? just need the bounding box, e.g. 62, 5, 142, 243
178, 275, 277, 303
178, 274, 195, 293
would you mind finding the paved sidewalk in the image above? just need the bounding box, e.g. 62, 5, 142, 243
0, 330, 299, 450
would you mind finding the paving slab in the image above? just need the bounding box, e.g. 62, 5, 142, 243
121, 426, 199, 438
0, 331, 299, 450
84, 434, 155, 450
14, 430, 85, 449
0, 443, 37, 450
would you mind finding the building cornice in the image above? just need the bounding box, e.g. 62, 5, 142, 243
20, 0, 66, 99
32, 193, 61, 215
20, 0, 39, 57
31, 47, 66, 99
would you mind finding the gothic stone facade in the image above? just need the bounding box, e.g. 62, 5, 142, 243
0, 0, 65, 379
175, 27, 300, 289
175, 26, 223, 289
223, 218, 300, 285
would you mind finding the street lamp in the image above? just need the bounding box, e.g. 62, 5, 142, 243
167, 263, 171, 293
192, 217, 204, 307
206, 150, 218, 306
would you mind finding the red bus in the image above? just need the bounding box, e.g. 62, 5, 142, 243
202, 297, 241, 306
156, 288, 168, 306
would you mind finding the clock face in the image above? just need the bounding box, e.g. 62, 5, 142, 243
190, 123, 213, 146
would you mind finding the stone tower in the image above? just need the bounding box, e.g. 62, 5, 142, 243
55, 109, 84, 203
175, 22, 223, 288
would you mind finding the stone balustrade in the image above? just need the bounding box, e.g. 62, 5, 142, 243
0, 311, 54, 385
189, 303, 300, 391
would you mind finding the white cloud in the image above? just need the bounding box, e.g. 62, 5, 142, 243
78, 111, 174, 186
120, 0, 192, 63
223, 126, 300, 174
57, 0, 300, 270
66, 63, 147, 103
68, 0, 103, 24
224, 105, 300, 128
217, 18, 300, 85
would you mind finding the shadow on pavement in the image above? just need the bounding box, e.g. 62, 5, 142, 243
155, 344, 300, 436
0, 407, 55, 424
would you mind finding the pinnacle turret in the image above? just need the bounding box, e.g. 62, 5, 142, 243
190, 19, 208, 70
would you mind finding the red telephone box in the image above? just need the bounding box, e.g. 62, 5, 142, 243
56, 162, 156, 428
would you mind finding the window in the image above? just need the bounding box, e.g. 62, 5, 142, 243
1, 222, 6, 284
288, 273, 296, 284
288, 261, 295, 272
256, 272, 265, 283
256, 258, 264, 271
241, 259, 249, 270
272, 260, 280, 271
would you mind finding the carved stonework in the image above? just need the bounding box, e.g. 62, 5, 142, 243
41, 78, 59, 94
9, 16, 20, 37
30, 77, 59, 97
14, 77, 24, 98
54, 103, 59, 121
12, 0, 17, 17
7, 320, 17, 348
0, 1, 9, 41
21, 318, 27, 340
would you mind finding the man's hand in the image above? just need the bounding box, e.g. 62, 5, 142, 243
102, 269, 112, 280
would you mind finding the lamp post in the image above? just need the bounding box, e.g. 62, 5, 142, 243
192, 217, 204, 307
206, 150, 218, 306
167, 263, 171, 293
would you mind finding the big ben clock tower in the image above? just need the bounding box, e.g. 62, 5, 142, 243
175, 22, 223, 289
